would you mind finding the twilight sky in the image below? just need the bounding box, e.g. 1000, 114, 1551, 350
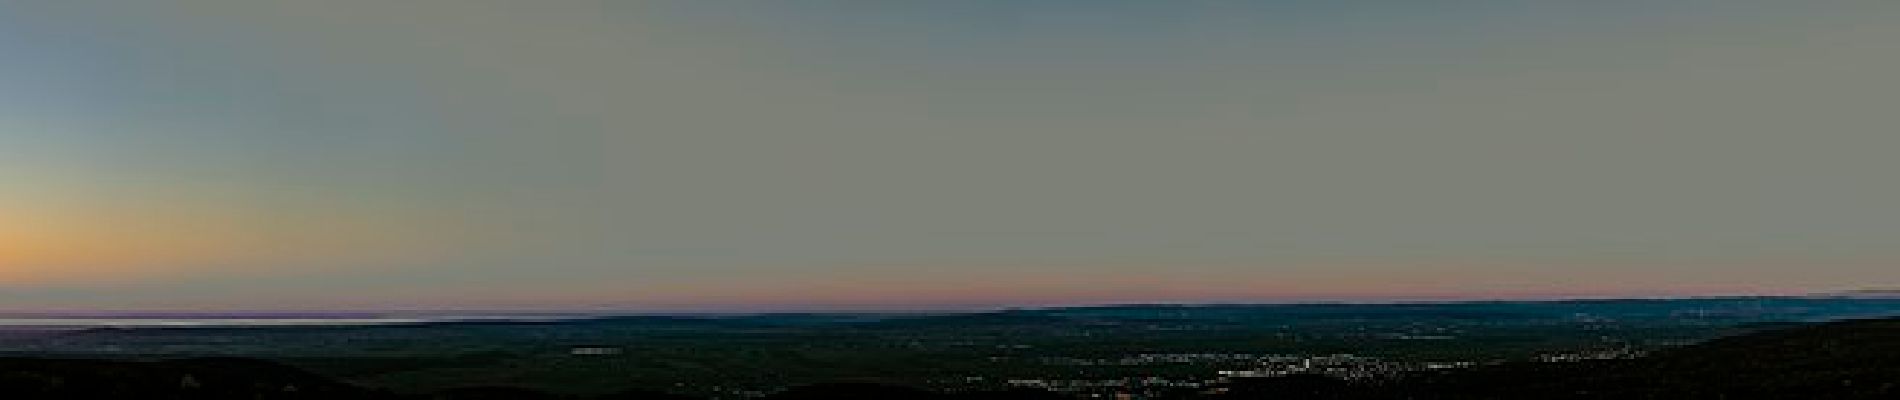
2, 1, 1896, 311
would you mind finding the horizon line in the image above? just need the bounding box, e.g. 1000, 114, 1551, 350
1, 290, 1886, 316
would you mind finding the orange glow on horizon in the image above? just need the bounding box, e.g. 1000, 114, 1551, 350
265, 266, 1826, 312
0, 203, 463, 285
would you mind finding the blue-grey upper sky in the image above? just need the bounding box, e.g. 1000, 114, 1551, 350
2, 1, 1896, 310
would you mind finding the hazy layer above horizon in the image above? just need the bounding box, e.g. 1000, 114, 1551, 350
2, 0, 1897, 310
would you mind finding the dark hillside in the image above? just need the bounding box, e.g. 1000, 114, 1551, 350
1, 317, 1892, 399
1213, 317, 1900, 399
0, 357, 386, 400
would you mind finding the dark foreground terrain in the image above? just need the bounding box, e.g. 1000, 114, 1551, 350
2, 316, 1895, 399
7, 297, 1896, 397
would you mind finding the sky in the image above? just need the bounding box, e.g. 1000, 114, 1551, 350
2, 1, 1896, 311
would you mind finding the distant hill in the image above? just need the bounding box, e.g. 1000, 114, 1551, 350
1817, 289, 1900, 299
